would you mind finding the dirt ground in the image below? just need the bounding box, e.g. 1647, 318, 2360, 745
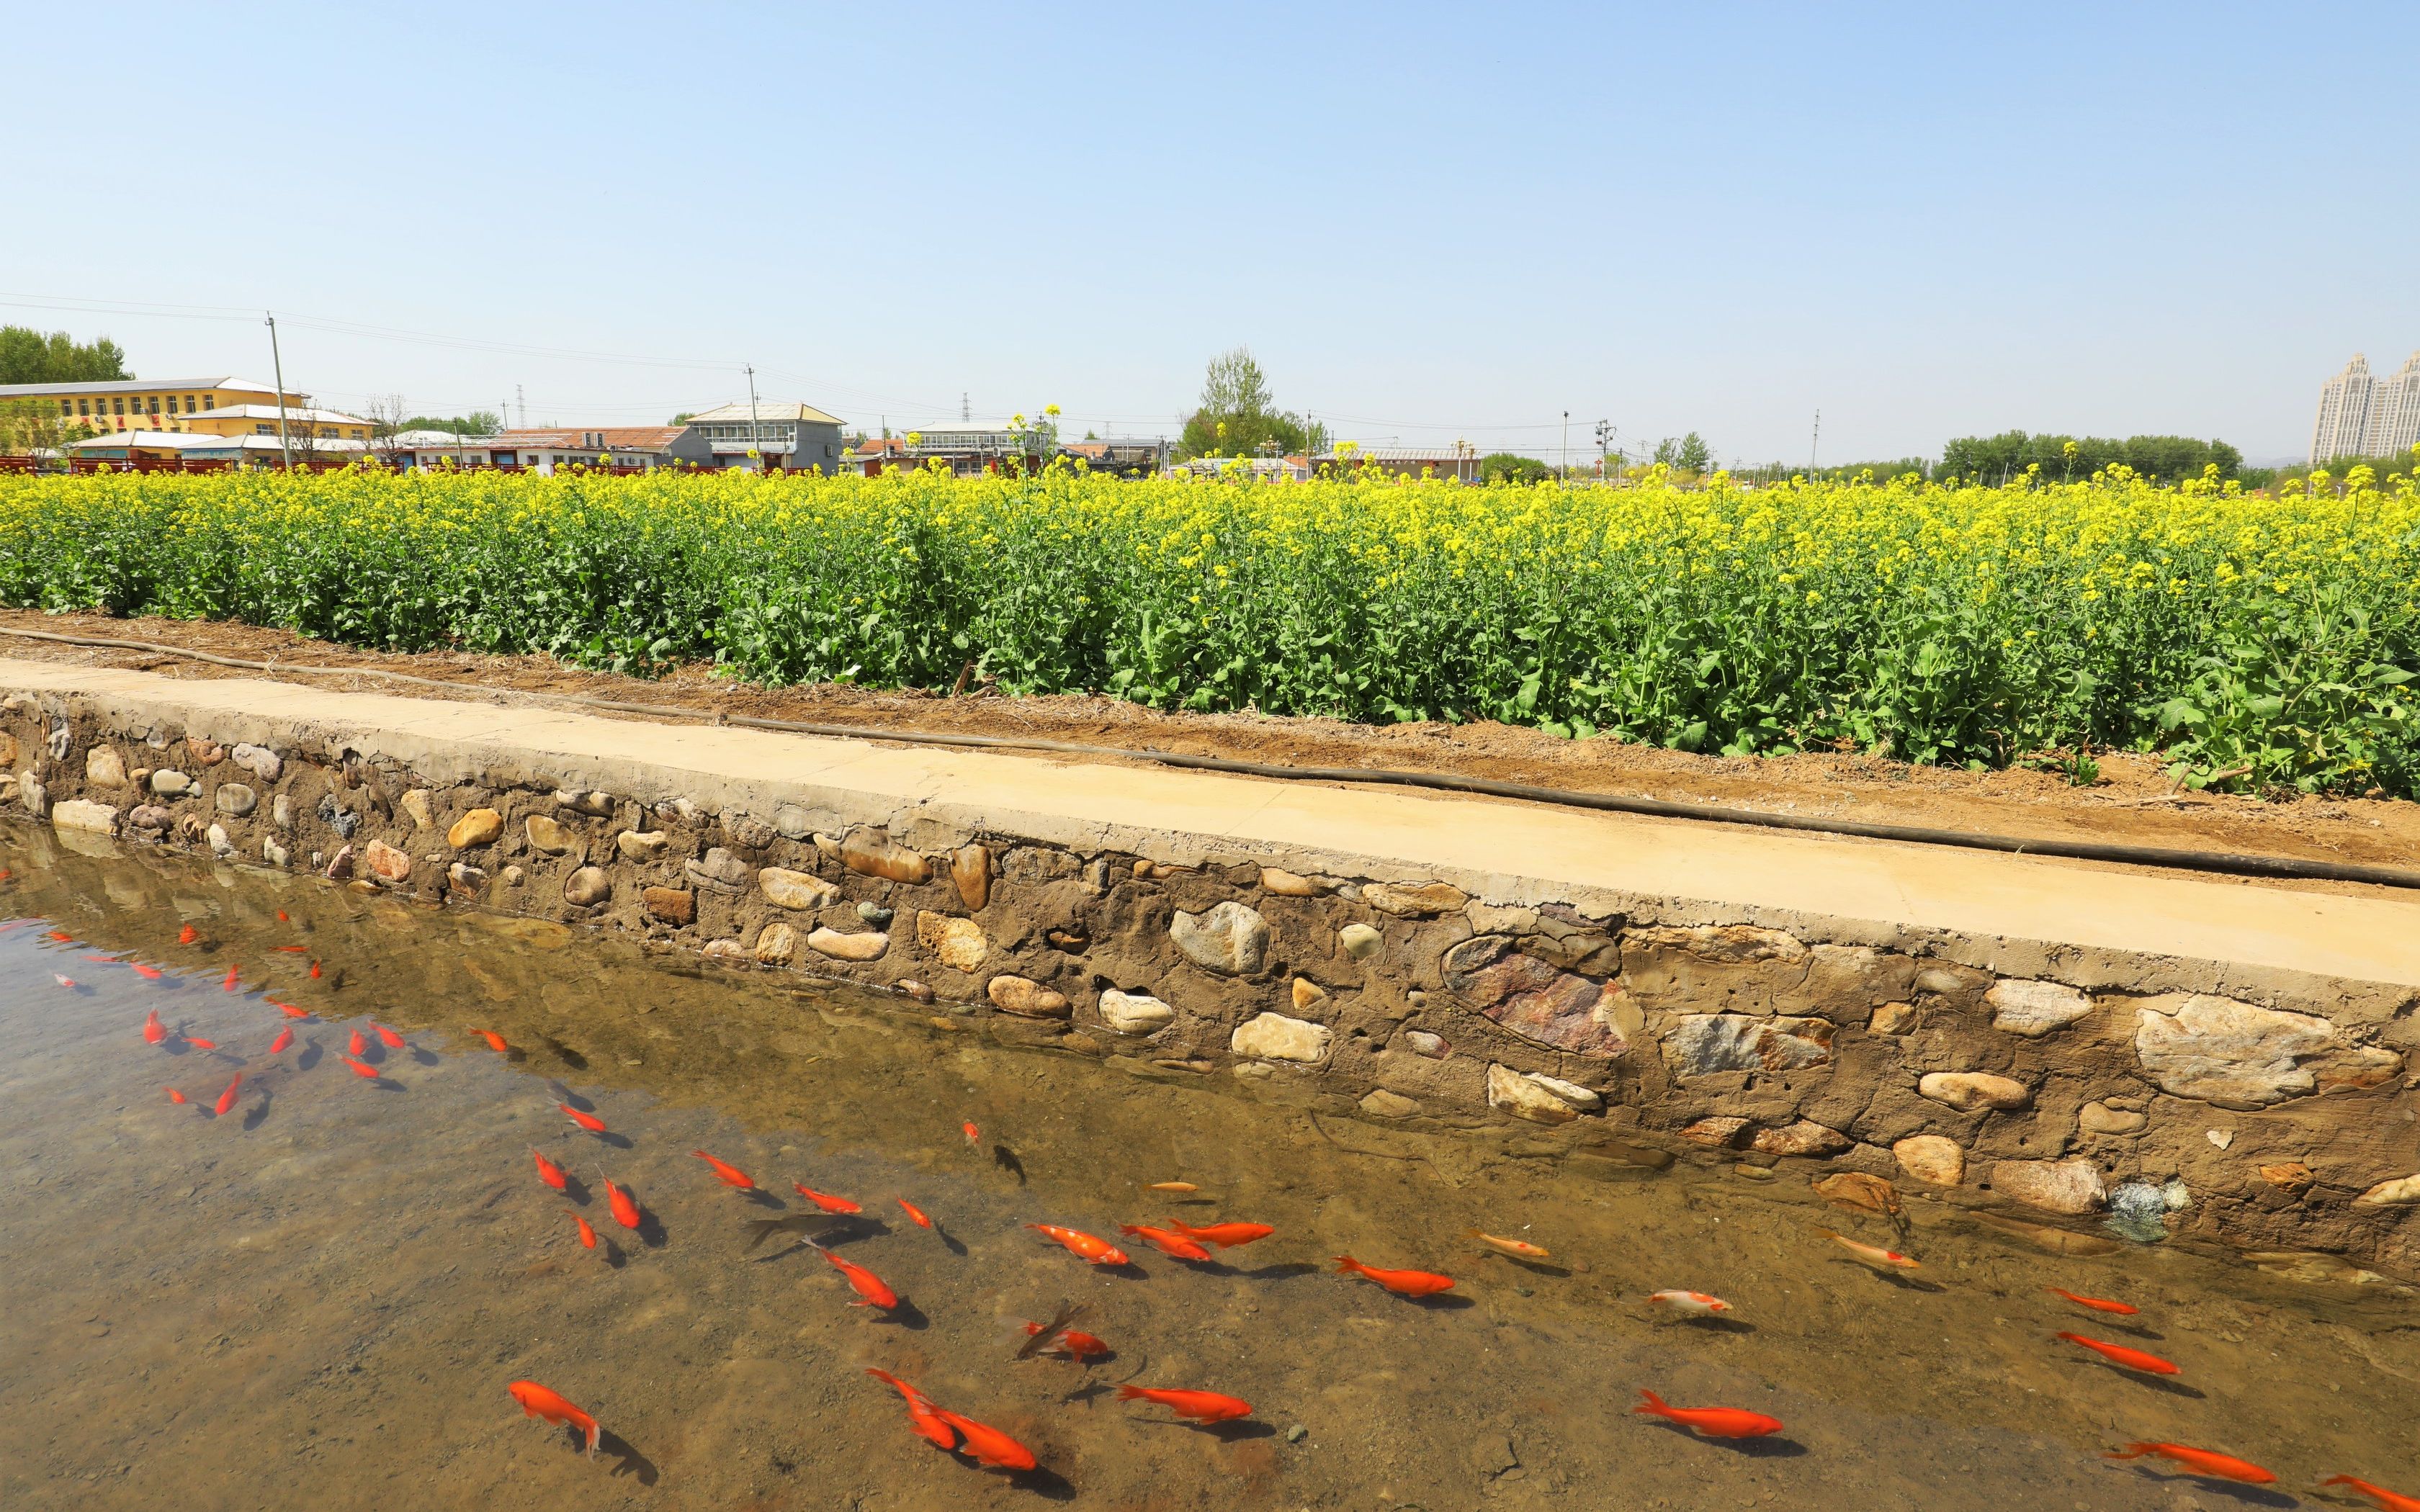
4, 606, 2416, 873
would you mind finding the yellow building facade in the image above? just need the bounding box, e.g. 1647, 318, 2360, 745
0, 377, 349, 437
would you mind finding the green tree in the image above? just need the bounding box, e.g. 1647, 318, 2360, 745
1176, 347, 1329, 459
1479, 451, 1551, 484
0, 326, 131, 384
1940, 430, 2244, 482
1652, 432, 1712, 472
402, 410, 503, 436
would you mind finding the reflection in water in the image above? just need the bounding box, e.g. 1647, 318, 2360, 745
0, 831, 2415, 1510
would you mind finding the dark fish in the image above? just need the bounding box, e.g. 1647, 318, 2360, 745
992, 1144, 1026, 1184
743, 1212, 865, 1254
1016, 1299, 1089, 1361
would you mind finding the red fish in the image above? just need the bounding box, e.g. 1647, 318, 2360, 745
184, 1037, 218, 1051
2057, 1331, 2179, 1376
268, 1026, 294, 1055
532, 1149, 569, 1192
339, 1053, 380, 1079
568, 1210, 596, 1250
1119, 1223, 1214, 1261
347, 1029, 367, 1057
131, 963, 163, 980
560, 1104, 607, 1134
372, 1022, 405, 1050
2048, 1286, 2139, 1316
213, 1075, 242, 1117
277, 912, 288, 922
1168, 1219, 1274, 1249
1028, 1223, 1128, 1265
794, 1182, 862, 1215
143, 1009, 166, 1045
1820, 1228, 1920, 1270
276, 945, 308, 954
473, 1030, 508, 1053
47, 930, 71, 942
2104, 1442, 2274, 1485
823, 1248, 900, 1309
691, 1151, 756, 1189
1634, 1389, 1783, 1439
866, 1368, 956, 1450
274, 1002, 310, 1019
1116, 1385, 1253, 1423
308, 960, 321, 978
2321, 1475, 2420, 1511
166, 1087, 186, 1104
1335, 1256, 1456, 1297
222, 964, 239, 992
899, 1198, 934, 1229
82, 953, 117, 963
962, 1120, 980, 1146
506, 1380, 601, 1456
179, 925, 198, 945
1023, 1321, 1110, 1360
930, 1409, 1037, 1472
53, 973, 76, 989
604, 1177, 642, 1230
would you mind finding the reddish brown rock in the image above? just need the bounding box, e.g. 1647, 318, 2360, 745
841, 829, 929, 884
1750, 1120, 1850, 1158
951, 844, 991, 911
1679, 1115, 1752, 1148
363, 840, 413, 884
1442, 935, 1625, 1057
643, 886, 695, 926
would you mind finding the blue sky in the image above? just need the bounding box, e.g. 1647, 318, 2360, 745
7, 2, 2413, 464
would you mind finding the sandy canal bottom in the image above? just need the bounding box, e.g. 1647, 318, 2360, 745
1, 827, 2415, 1512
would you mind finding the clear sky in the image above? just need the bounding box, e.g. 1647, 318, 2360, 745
7, 2, 2413, 464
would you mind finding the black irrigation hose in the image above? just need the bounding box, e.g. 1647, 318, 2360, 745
6, 623, 2419, 893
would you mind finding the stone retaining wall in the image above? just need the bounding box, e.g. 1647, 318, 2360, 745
4, 688, 2417, 1279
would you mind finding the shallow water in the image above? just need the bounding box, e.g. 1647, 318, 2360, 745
3, 827, 2416, 1512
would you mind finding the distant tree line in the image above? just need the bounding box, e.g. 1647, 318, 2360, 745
1, 326, 130, 384
1937, 431, 2242, 483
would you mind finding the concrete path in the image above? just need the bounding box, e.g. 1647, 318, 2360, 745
9, 658, 2420, 991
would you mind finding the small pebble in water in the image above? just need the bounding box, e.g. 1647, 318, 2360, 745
1286, 1423, 1308, 1444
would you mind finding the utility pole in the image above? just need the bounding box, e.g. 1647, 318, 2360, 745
263, 312, 294, 472
1561, 410, 1569, 486
516, 384, 526, 430
745, 364, 763, 472
1810, 409, 1821, 477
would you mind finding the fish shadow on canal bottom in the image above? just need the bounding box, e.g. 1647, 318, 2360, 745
1829, 1259, 1944, 1293
1001, 1464, 1077, 1501
1639, 1421, 1807, 1459
2072, 1360, 2205, 1400
992, 1145, 1027, 1184
295, 1040, 323, 1072
2107, 1467, 2295, 1508
872, 1300, 932, 1331
408, 1046, 441, 1068
1670, 1315, 1757, 1336
1190, 1260, 1322, 1282
241, 1089, 273, 1131
595, 1428, 658, 1486
1400, 1292, 1476, 1312
560, 1174, 593, 1205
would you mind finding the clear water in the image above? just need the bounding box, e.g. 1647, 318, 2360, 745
3, 826, 2415, 1511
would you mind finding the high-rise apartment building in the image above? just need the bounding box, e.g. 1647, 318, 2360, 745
2311, 351, 2420, 464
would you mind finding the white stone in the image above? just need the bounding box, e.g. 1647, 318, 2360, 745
148, 769, 192, 796
205, 823, 235, 859
1525, 1071, 1603, 1112
1486, 1063, 1594, 1124
262, 837, 290, 867
2133, 993, 2337, 1106
1893, 1135, 1966, 1186
1402, 1029, 1448, 1057
1231, 1012, 1330, 1063
1987, 1158, 2106, 1215
807, 927, 890, 962
1337, 923, 1382, 960
1098, 989, 1175, 1036
987, 975, 1071, 1018
615, 829, 669, 862
230, 744, 282, 781
753, 922, 798, 966
214, 783, 257, 817
400, 790, 432, 827
50, 798, 119, 834
2355, 1174, 2420, 1205
524, 815, 575, 855
1171, 901, 1269, 976
758, 866, 839, 911
2206, 1128, 2234, 1150
85, 747, 127, 787
1918, 1071, 2033, 1112
1986, 979, 2092, 1037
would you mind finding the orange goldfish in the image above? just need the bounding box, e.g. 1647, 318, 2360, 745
568, 1210, 596, 1249
143, 1009, 166, 1045
222, 964, 239, 992
1120, 1223, 1213, 1261
372, 1023, 405, 1050
1028, 1224, 1129, 1265
930, 1409, 1037, 1472
823, 1248, 900, 1309
898, 1198, 934, 1229
2320, 1475, 2420, 1511
2047, 1286, 2138, 1315
560, 1104, 607, 1134
1335, 1256, 1456, 1297
794, 1182, 862, 1215
532, 1149, 569, 1192
166, 1087, 186, 1104
308, 960, 321, 979
2104, 1442, 2274, 1485
1023, 1320, 1110, 1360
1145, 1181, 1198, 1193
2057, 1332, 2178, 1376
604, 1177, 642, 1230
1469, 1229, 1551, 1259
962, 1120, 980, 1146
506, 1380, 600, 1456
1819, 1228, 1919, 1270
184, 1037, 218, 1051
691, 1151, 756, 1189
866, 1368, 956, 1449
346, 1029, 367, 1057
178, 925, 198, 945
277, 912, 288, 922
473, 1030, 508, 1053
274, 1002, 310, 1019
1649, 1290, 1731, 1318
1116, 1385, 1253, 1423
276, 945, 308, 954
339, 1053, 380, 1079
131, 963, 163, 980
212, 1078, 241, 1117
267, 1026, 293, 1055
1168, 1219, 1273, 1249
1634, 1389, 1783, 1439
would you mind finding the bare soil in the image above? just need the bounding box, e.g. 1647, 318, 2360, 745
4, 606, 2416, 871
